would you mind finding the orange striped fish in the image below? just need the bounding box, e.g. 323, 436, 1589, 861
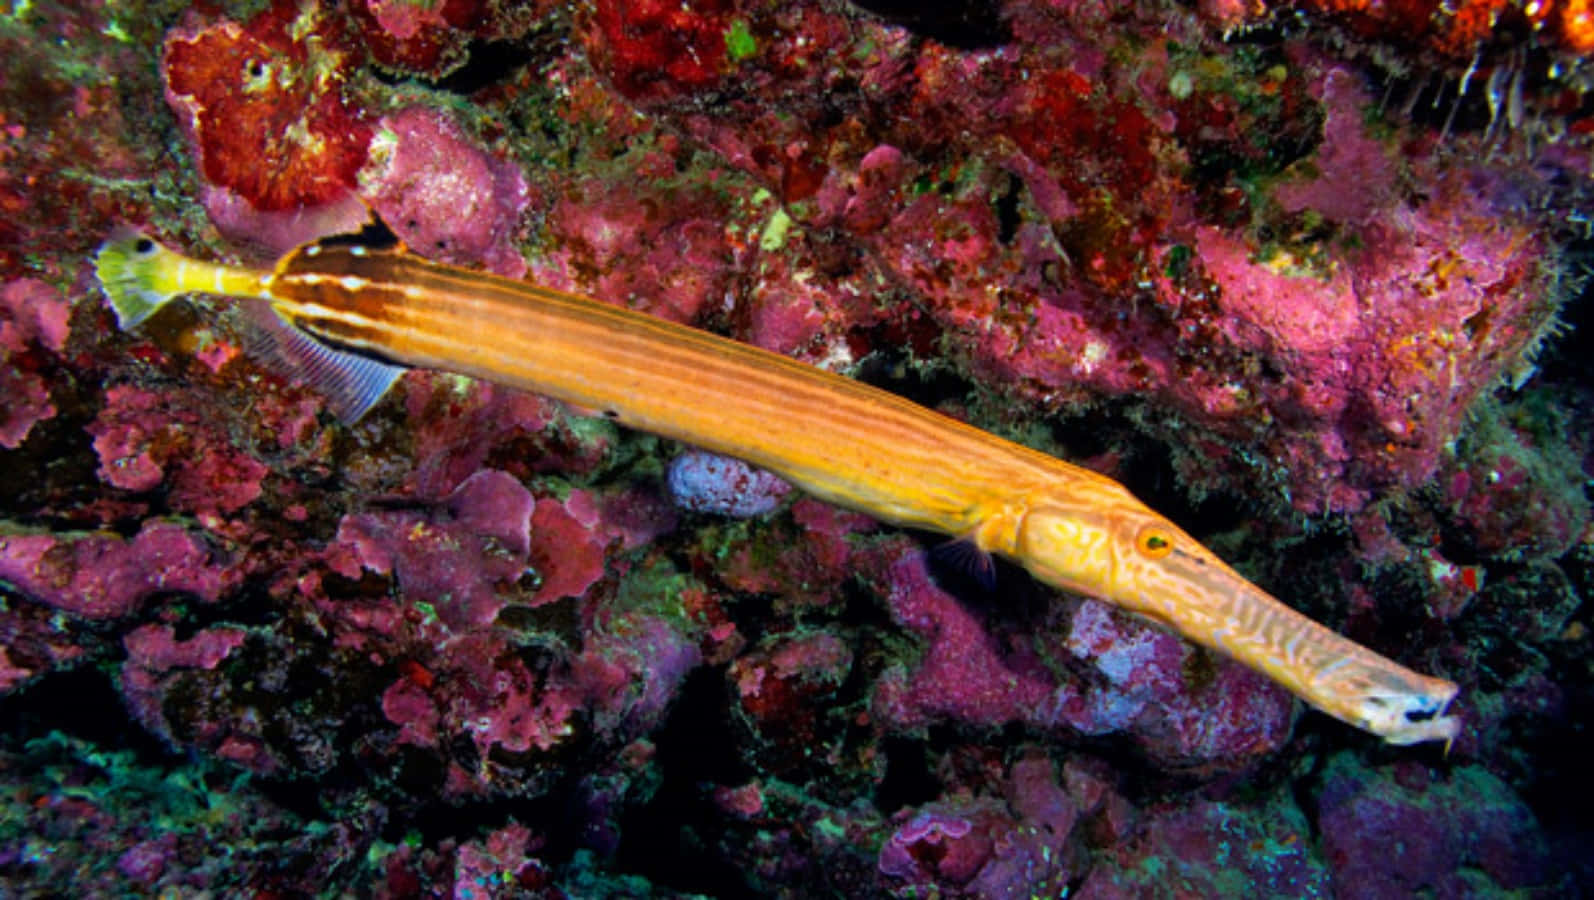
94, 228, 1460, 746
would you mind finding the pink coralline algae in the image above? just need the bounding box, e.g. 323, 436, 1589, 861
451, 822, 550, 899
308, 466, 695, 795
0, 521, 241, 620
528, 491, 612, 604
348, 0, 552, 79
575, 611, 702, 735
372, 596, 700, 798
730, 630, 852, 774
707, 496, 878, 606
326, 468, 535, 629
893, 65, 1553, 514
529, 485, 676, 604
88, 384, 272, 519
605, 5, 1560, 515
361, 106, 531, 278
397, 374, 559, 494
872, 551, 1054, 730
447, 633, 582, 759
534, 172, 736, 326
0, 279, 70, 448
119, 624, 250, 758
734, 225, 883, 362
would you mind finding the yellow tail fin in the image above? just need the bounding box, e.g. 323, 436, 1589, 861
95, 228, 182, 328
94, 229, 269, 329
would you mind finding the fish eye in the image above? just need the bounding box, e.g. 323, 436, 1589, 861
1135, 524, 1174, 559
134, 238, 155, 255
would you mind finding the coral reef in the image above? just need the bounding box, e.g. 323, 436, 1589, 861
1, 0, 1591, 895
163, 1, 374, 228
1315, 751, 1549, 896
0, 279, 71, 449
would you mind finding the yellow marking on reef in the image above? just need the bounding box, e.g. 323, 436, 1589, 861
94, 230, 1461, 745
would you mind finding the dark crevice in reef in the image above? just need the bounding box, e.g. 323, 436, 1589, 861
848, 340, 978, 413
0, 667, 175, 765
1114, 429, 1250, 542
613, 667, 750, 895
874, 735, 940, 814
847, 0, 1011, 49
432, 38, 541, 95
368, 32, 558, 96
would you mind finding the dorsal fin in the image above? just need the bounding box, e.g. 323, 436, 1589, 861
308, 215, 403, 254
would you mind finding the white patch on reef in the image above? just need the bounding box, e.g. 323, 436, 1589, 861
1079, 339, 1108, 375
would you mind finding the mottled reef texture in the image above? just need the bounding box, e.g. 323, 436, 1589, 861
2, 0, 1593, 896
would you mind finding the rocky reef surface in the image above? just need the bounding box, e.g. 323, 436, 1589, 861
2, 0, 1591, 895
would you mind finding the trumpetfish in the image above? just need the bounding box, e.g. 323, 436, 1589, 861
93, 227, 1461, 746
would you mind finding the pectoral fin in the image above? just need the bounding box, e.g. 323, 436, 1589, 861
931, 536, 998, 592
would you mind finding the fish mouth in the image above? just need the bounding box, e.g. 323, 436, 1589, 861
1147, 551, 1464, 746
1347, 681, 1461, 746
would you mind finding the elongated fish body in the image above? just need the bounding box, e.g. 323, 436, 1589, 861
95, 230, 1461, 746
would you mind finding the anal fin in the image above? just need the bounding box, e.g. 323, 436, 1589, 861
239, 301, 406, 424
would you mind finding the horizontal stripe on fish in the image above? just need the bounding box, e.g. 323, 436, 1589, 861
270, 244, 1069, 534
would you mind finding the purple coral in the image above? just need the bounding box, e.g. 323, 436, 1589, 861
1064, 598, 1296, 769
667, 450, 793, 517
87, 384, 272, 518
878, 752, 1077, 896
326, 468, 535, 628
120, 624, 249, 741
879, 802, 989, 885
